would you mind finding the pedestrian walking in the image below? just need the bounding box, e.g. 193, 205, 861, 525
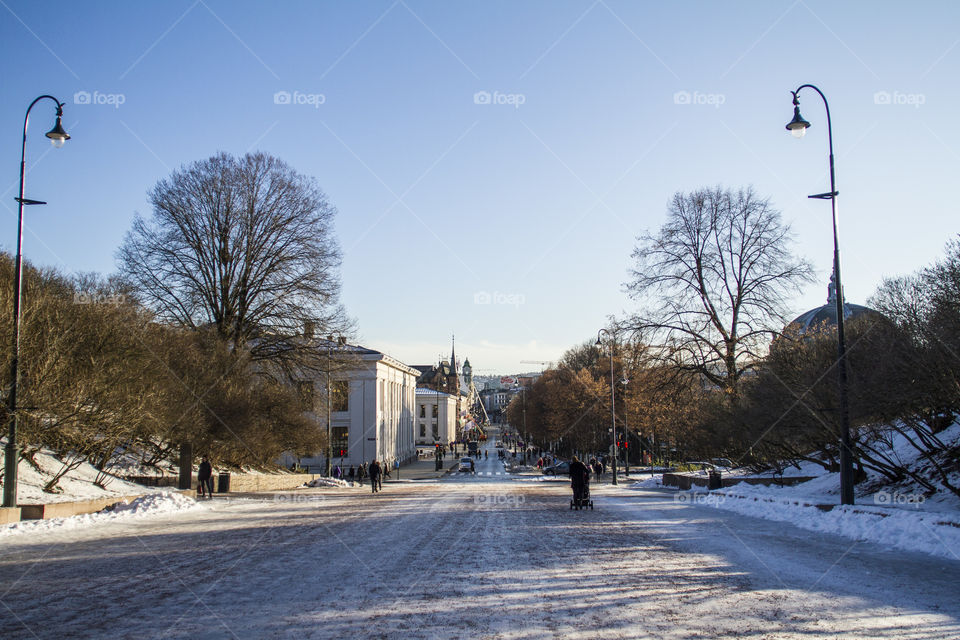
348, 465, 355, 482
357, 464, 366, 485
369, 459, 382, 493
197, 456, 214, 499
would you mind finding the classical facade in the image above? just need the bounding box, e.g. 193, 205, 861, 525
415, 388, 458, 445
291, 341, 419, 472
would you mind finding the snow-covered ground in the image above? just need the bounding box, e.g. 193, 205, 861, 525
5, 448, 172, 504
1, 476, 958, 639
703, 484, 960, 560
628, 473, 960, 560
0, 491, 203, 537
615, 422, 960, 562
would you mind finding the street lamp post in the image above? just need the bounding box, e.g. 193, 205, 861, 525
786, 84, 855, 506
596, 329, 617, 485
620, 377, 629, 476
521, 385, 527, 464
3, 96, 70, 509
324, 335, 346, 477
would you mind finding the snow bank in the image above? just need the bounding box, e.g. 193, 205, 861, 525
106, 491, 199, 515
0, 491, 203, 538
705, 489, 960, 560
628, 475, 663, 489
305, 477, 359, 488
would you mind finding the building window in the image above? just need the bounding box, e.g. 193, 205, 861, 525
331, 427, 349, 457
420, 404, 426, 418
419, 423, 426, 438
432, 423, 439, 439
332, 381, 349, 412
296, 381, 314, 411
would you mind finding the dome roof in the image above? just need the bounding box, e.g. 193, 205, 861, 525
789, 274, 881, 334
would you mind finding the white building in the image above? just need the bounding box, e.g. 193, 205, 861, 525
294, 342, 419, 472
415, 388, 458, 446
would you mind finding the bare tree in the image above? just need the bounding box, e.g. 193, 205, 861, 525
118, 152, 350, 373
625, 186, 813, 398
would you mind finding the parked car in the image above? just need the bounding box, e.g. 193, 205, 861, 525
458, 457, 475, 473
684, 461, 717, 471
710, 458, 735, 470
542, 461, 570, 476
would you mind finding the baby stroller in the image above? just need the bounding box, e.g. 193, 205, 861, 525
570, 470, 593, 510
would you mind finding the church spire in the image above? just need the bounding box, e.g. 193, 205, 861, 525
450, 333, 457, 375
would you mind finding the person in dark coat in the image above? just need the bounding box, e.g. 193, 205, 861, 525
348, 466, 355, 482
590, 457, 601, 477
198, 457, 214, 499
569, 455, 590, 503
356, 463, 366, 485
369, 460, 382, 493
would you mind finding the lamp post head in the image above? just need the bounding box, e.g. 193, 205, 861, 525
786, 91, 810, 138
45, 107, 70, 148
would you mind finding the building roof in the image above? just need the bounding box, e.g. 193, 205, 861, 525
411, 365, 436, 376
311, 339, 420, 376
416, 388, 453, 397
788, 275, 881, 334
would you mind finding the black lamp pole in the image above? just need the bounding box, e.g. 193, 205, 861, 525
4, 96, 70, 508
596, 328, 617, 485
325, 338, 333, 477
786, 84, 855, 506
324, 334, 346, 477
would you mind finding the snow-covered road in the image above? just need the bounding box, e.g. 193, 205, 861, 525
1, 473, 958, 639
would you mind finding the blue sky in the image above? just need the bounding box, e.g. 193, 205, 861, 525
2, 1, 958, 374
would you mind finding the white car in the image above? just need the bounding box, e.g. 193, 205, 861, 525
458, 457, 476, 473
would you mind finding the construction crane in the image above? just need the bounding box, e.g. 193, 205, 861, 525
520, 360, 552, 373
